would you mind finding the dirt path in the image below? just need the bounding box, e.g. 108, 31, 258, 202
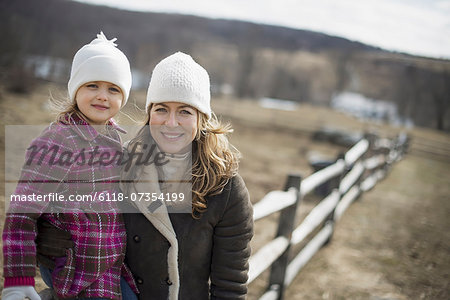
282, 154, 450, 299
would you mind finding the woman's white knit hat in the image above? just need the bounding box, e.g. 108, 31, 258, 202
68, 32, 132, 106
146, 52, 211, 118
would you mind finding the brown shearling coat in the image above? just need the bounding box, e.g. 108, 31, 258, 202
123, 174, 254, 300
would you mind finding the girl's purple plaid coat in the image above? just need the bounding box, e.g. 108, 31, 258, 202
2, 114, 138, 299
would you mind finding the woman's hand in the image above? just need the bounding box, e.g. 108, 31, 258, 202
36, 219, 74, 269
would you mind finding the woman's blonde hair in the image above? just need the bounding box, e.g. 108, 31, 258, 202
123, 104, 240, 218
191, 111, 240, 217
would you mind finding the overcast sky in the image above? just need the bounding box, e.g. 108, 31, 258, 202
74, 0, 450, 59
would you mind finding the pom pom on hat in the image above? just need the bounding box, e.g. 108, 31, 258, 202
68, 32, 132, 106
146, 52, 211, 118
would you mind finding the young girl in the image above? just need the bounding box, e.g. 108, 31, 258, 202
2, 32, 138, 300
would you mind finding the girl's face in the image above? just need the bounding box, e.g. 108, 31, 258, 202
149, 102, 198, 154
75, 81, 123, 125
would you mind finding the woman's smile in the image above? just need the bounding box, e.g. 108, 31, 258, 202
161, 131, 184, 140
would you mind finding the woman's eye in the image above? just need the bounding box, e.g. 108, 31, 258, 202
155, 107, 167, 112
180, 109, 192, 115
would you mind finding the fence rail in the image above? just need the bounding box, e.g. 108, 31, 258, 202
248, 133, 409, 300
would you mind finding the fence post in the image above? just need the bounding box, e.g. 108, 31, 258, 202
323, 152, 346, 246
267, 174, 302, 300
362, 132, 377, 181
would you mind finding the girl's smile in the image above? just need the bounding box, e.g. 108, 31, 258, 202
91, 104, 109, 111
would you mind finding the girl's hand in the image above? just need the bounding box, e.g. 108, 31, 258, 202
1, 286, 41, 300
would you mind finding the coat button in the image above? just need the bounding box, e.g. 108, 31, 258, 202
133, 235, 140, 242
166, 277, 173, 286
136, 277, 143, 284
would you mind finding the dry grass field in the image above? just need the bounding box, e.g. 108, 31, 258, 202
1, 83, 449, 299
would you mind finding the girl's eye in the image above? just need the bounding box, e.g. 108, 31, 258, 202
180, 109, 193, 115
109, 87, 120, 93
86, 83, 98, 88
155, 107, 167, 112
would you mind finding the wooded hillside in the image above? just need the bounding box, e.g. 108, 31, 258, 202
1, 0, 449, 130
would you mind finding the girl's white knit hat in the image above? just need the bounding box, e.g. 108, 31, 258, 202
68, 32, 132, 106
146, 52, 211, 118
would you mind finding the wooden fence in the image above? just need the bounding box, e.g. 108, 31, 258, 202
247, 132, 410, 300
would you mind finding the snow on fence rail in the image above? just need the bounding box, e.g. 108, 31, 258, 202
248, 133, 409, 300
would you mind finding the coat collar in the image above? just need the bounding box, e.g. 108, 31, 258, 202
60, 113, 126, 142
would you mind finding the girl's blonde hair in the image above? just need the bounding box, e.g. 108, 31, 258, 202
49, 96, 82, 123
123, 104, 240, 218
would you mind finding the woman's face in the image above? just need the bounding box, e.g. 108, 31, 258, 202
149, 102, 198, 154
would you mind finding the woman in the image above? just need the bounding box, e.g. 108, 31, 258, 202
37, 52, 254, 300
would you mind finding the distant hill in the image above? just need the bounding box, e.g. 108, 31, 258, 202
0, 0, 378, 60
1, 0, 449, 130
